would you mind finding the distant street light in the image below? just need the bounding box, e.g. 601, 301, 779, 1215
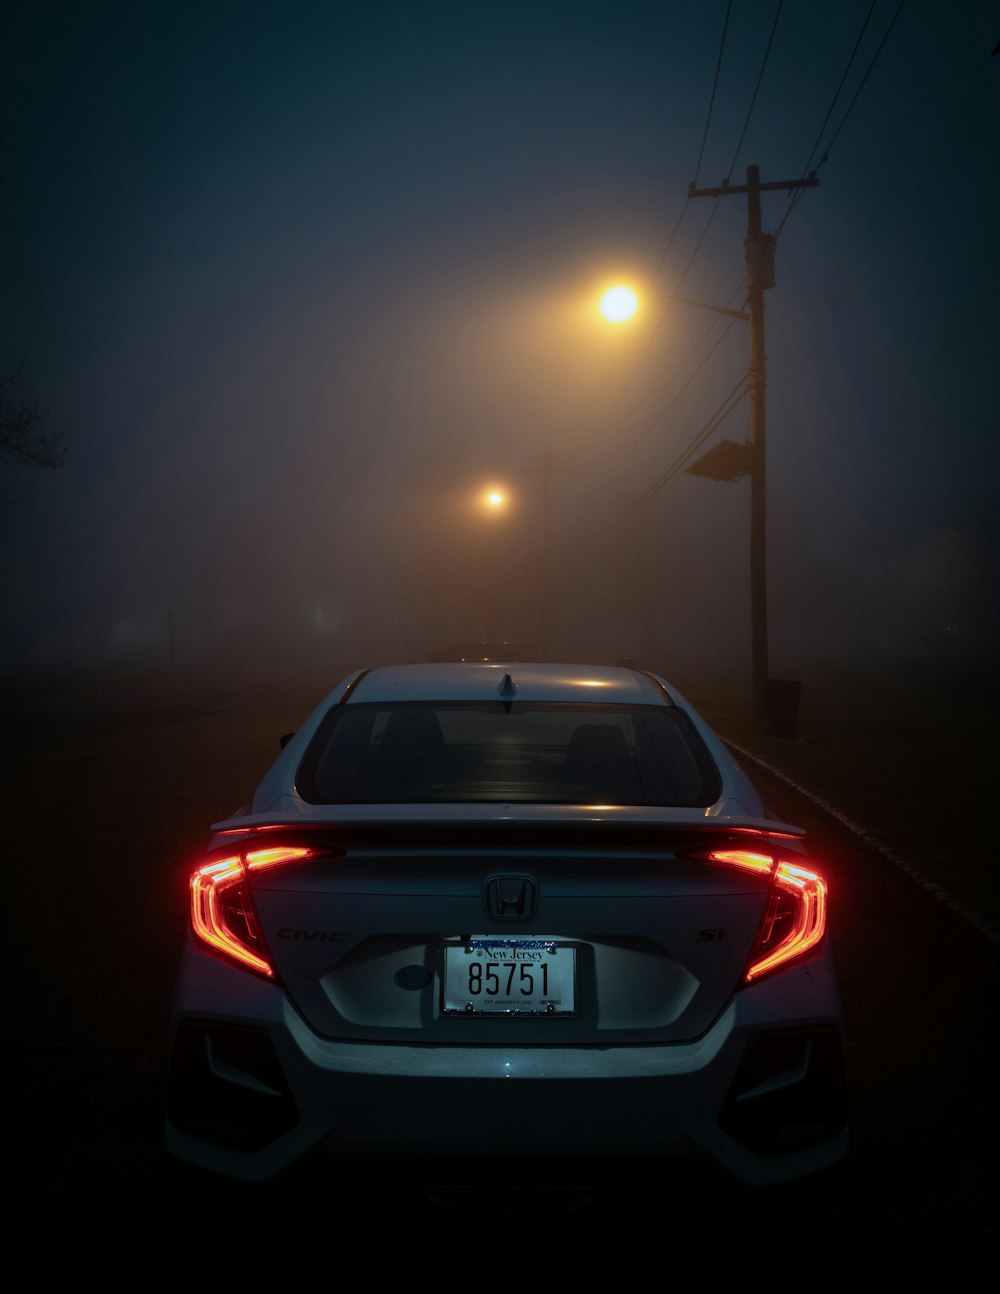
471, 483, 513, 640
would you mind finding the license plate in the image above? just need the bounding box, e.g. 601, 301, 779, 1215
443, 939, 576, 1015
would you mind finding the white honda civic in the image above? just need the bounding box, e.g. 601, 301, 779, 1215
164, 660, 847, 1192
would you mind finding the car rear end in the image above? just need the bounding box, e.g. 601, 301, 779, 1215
164, 664, 848, 1187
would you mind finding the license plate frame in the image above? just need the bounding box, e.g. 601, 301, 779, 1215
442, 938, 577, 1015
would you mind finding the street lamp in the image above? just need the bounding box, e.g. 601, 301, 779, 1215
598, 169, 816, 734
471, 482, 513, 641
597, 280, 772, 728
598, 285, 639, 323
601, 283, 748, 322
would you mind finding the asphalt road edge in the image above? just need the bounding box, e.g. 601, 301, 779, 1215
725, 739, 1000, 959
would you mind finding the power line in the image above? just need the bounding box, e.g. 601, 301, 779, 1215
674, 199, 722, 291
693, 0, 734, 188
595, 0, 754, 460
602, 291, 746, 470
602, 1, 779, 495
818, 1, 908, 162
650, 0, 740, 289
572, 1, 746, 459
725, 0, 785, 181
591, 0, 735, 440
777, 0, 878, 232
796, 1, 877, 177
615, 0, 905, 517
679, 1, 783, 295
576, 0, 895, 546
564, 373, 749, 553
777, 0, 907, 235
621, 374, 750, 521
582, 0, 797, 513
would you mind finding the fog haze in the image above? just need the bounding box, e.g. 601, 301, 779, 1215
2, 2, 997, 707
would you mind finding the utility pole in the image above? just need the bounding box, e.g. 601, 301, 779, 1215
524, 452, 573, 660
689, 164, 818, 732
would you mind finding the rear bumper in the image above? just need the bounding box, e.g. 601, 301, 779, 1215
164, 951, 847, 1187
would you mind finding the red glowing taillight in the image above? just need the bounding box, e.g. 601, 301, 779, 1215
190, 844, 316, 978
707, 848, 828, 983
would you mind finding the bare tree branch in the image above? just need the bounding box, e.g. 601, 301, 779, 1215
0, 368, 63, 469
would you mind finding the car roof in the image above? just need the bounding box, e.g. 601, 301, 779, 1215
337, 662, 677, 706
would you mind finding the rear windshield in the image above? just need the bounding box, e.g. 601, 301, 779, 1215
296, 702, 720, 806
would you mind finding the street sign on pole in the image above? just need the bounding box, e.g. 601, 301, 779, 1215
685, 439, 752, 482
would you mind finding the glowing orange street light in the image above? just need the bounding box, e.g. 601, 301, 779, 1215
472, 484, 513, 642
598, 285, 638, 323
600, 283, 749, 323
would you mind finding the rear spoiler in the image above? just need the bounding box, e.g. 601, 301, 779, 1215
210, 808, 806, 841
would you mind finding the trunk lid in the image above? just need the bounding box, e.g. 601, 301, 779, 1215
243, 821, 798, 1043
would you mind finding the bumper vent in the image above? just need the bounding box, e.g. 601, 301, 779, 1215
719, 1027, 848, 1157
166, 1021, 300, 1151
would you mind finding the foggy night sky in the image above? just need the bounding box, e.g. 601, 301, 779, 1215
1, 1, 997, 695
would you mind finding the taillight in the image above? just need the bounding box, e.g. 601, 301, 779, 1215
190, 845, 315, 978
708, 848, 828, 983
